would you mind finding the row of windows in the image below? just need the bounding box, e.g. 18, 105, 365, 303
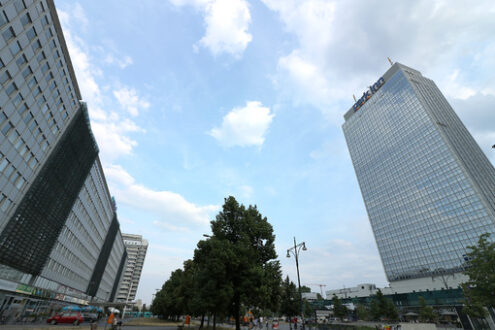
58, 225, 95, 269
0, 192, 14, 213
53, 241, 92, 277
68, 210, 100, 257
0, 148, 27, 190
46, 257, 85, 286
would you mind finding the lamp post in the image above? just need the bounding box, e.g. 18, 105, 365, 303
287, 237, 307, 330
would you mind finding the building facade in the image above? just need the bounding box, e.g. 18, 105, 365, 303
342, 62, 495, 288
116, 234, 148, 303
0, 0, 126, 318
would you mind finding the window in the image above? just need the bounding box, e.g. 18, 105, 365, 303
0, 112, 7, 127
50, 39, 56, 49
26, 26, 36, 41
22, 66, 32, 79
1, 121, 13, 136
36, 51, 46, 63
18, 103, 28, 116
28, 76, 37, 89
14, 0, 26, 14
2, 26, 15, 42
23, 112, 33, 124
16, 54, 27, 68
41, 62, 50, 74
32, 86, 41, 97
20, 13, 31, 27
45, 27, 53, 39
31, 39, 41, 52
28, 119, 37, 132
42, 16, 49, 26
0, 11, 8, 28
0, 154, 9, 172
37, 2, 45, 14
0, 194, 12, 212
12, 93, 23, 107
45, 72, 54, 82
6, 82, 17, 96
9, 41, 21, 56
0, 70, 11, 85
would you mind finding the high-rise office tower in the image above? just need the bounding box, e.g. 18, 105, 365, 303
0, 0, 126, 314
343, 63, 495, 289
116, 234, 148, 303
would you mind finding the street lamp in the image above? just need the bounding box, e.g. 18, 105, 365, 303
287, 237, 307, 330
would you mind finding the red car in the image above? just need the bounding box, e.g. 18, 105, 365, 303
47, 312, 83, 325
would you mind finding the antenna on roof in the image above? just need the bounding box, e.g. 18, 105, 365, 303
353, 94, 357, 102
387, 57, 393, 66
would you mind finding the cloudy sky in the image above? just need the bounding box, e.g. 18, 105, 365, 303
54, 0, 495, 304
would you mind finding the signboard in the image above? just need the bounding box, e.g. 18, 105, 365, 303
16, 284, 34, 294
353, 77, 385, 112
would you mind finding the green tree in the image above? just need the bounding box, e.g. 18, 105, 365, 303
194, 237, 235, 330
303, 299, 314, 318
418, 296, 435, 323
316, 293, 323, 300
151, 268, 185, 320
356, 304, 370, 321
300, 286, 311, 293
462, 233, 495, 315
331, 295, 348, 320
279, 276, 299, 321
369, 289, 398, 321
209, 196, 282, 330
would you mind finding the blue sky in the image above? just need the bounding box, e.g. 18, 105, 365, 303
54, 0, 495, 304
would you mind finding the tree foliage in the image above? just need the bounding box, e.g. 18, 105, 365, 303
279, 276, 299, 319
356, 304, 370, 321
210, 196, 282, 330
151, 196, 282, 330
331, 295, 348, 320
462, 232, 495, 315
418, 297, 436, 323
369, 290, 398, 321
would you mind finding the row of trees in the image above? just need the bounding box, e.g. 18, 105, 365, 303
151, 197, 291, 330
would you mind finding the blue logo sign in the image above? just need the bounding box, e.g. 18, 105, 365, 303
353, 77, 385, 112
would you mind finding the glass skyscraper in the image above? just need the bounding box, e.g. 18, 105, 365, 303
343, 63, 495, 283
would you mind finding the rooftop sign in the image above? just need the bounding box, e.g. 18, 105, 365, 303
353, 77, 385, 112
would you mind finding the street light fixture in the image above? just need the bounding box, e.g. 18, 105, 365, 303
287, 237, 307, 330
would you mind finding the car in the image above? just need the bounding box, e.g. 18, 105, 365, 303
82, 312, 98, 322
47, 312, 84, 325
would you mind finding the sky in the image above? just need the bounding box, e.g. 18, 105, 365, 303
53, 0, 495, 305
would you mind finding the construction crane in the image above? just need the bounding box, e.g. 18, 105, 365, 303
306, 283, 327, 297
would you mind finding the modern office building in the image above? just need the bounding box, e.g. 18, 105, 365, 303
0, 0, 126, 317
343, 62, 495, 291
116, 234, 148, 304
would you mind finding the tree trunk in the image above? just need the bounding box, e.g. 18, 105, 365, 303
213, 312, 217, 330
207, 314, 211, 328
200, 314, 205, 329
234, 293, 241, 330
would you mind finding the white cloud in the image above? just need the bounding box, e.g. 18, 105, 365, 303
105, 165, 219, 229
58, 5, 144, 162
113, 87, 150, 117
209, 101, 274, 147
170, 0, 252, 57
261, 0, 495, 123
104, 54, 133, 69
